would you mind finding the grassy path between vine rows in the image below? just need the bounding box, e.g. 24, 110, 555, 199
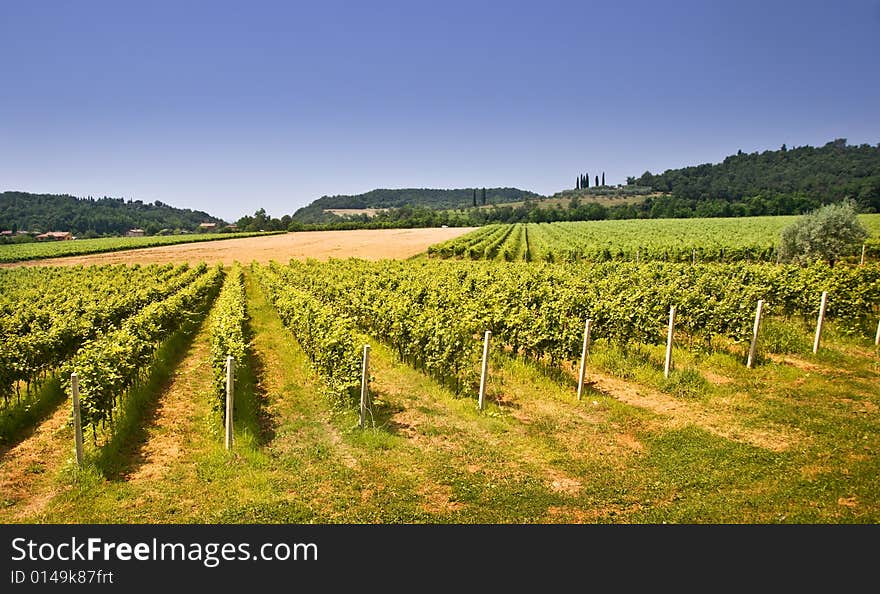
4, 268, 879, 523
0, 400, 73, 520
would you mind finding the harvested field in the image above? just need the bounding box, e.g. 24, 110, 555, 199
1, 227, 475, 267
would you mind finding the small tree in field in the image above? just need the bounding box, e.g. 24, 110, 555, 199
778, 200, 868, 266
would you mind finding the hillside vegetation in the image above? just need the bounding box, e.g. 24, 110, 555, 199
291, 187, 542, 223
277, 139, 880, 231
632, 139, 880, 216
0, 191, 225, 236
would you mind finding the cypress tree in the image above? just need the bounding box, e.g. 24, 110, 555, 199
576, 177, 580, 190
595, 175, 599, 187
481, 188, 486, 205
472, 189, 476, 207
601, 172, 605, 186
585, 174, 589, 188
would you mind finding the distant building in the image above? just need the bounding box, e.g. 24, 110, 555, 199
35, 231, 73, 241
225, 224, 238, 231
126, 228, 145, 237
0, 230, 13, 237
198, 222, 217, 232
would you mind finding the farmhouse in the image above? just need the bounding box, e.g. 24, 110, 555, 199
198, 222, 218, 231
34, 231, 73, 241
126, 228, 145, 237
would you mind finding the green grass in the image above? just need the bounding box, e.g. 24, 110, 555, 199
0, 231, 284, 263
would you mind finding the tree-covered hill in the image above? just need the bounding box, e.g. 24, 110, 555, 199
291, 187, 543, 223
630, 139, 880, 216
0, 192, 226, 236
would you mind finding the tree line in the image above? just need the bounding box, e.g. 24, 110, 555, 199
576, 172, 605, 189
0, 192, 224, 237
630, 139, 880, 213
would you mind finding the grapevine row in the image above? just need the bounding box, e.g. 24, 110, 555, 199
263, 259, 880, 396
253, 263, 362, 403
208, 263, 248, 414
64, 265, 224, 433
0, 264, 202, 405
430, 216, 880, 263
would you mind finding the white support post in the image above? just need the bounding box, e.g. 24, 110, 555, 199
225, 356, 234, 449
664, 306, 676, 379
692, 248, 696, 265
746, 299, 765, 369
860, 244, 866, 266
813, 291, 828, 354
359, 345, 370, 429
874, 319, 879, 346
478, 331, 491, 411
576, 319, 592, 401
635, 248, 639, 264
71, 372, 83, 467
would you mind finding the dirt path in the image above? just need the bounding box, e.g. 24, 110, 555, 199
3, 228, 475, 268
126, 319, 214, 482
0, 402, 72, 521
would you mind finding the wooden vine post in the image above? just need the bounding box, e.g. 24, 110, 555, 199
71, 372, 84, 467
478, 331, 491, 411
874, 319, 880, 346
225, 355, 234, 450
359, 345, 371, 429
664, 306, 677, 378
813, 291, 828, 354
746, 299, 765, 369
576, 319, 592, 401
860, 243, 866, 266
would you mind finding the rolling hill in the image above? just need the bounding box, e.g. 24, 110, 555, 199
0, 191, 226, 237
631, 138, 880, 215
290, 187, 543, 223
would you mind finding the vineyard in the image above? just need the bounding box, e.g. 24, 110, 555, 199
1, 249, 879, 524
427, 215, 880, 263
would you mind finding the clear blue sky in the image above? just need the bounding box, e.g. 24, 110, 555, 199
1, 0, 878, 222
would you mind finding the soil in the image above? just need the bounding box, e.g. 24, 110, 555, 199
126, 323, 213, 482
3, 228, 475, 268
584, 372, 796, 452
0, 403, 71, 520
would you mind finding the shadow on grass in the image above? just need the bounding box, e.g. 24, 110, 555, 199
504, 352, 579, 391
357, 387, 405, 434
92, 315, 205, 480
235, 334, 275, 447
0, 376, 66, 457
